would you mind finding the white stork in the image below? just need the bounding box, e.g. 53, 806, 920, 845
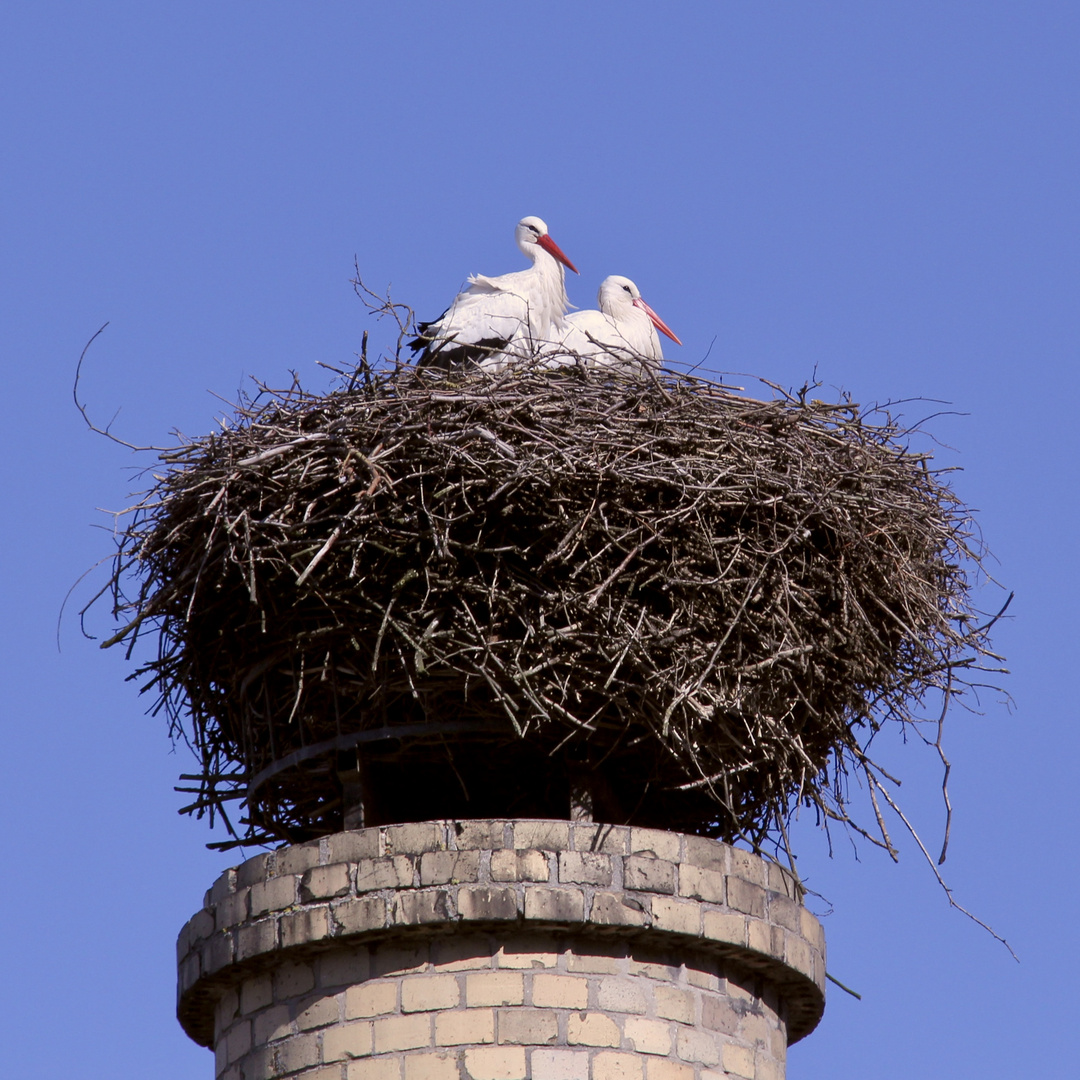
544, 275, 682, 373
410, 216, 579, 369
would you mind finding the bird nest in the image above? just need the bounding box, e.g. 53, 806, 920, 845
99, 365, 1003, 857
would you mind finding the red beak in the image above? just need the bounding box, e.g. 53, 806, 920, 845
634, 297, 682, 345
536, 233, 579, 275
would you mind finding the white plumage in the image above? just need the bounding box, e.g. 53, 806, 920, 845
410, 216, 579, 369
542, 275, 682, 373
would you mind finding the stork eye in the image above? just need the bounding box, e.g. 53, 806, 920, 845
622, 285, 633, 293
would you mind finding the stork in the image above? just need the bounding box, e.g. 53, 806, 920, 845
410, 216, 579, 369
544, 275, 681, 373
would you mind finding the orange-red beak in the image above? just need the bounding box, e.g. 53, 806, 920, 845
537, 233, 579, 275
634, 297, 682, 345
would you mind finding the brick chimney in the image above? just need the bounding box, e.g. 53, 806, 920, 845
177, 820, 824, 1080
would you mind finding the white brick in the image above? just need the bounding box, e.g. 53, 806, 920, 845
532, 974, 588, 1010
435, 1008, 495, 1045
402, 974, 460, 1012
463, 1046, 527, 1080
531, 1049, 589, 1080
467, 972, 524, 1006
405, 1053, 460, 1080
623, 1017, 671, 1056
596, 980, 646, 1015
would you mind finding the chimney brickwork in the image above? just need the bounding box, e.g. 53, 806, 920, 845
178, 821, 825, 1080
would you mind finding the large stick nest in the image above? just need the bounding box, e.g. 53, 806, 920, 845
101, 365, 1002, 853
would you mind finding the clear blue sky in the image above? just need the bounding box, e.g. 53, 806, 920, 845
2, 3, 1076, 1077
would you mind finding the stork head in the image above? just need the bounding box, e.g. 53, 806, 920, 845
598, 275, 641, 310
516, 216, 579, 274
599, 275, 682, 345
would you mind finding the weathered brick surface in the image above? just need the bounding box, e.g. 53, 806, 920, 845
490, 850, 549, 883
420, 850, 481, 887
768, 894, 802, 935
373, 943, 429, 978
235, 917, 277, 963
630, 830, 681, 863
726, 878, 766, 919
457, 886, 519, 921
645, 1059, 693, 1080
402, 974, 460, 1013
532, 1048, 590, 1080
326, 830, 381, 864
624, 857, 676, 895
524, 886, 585, 923
728, 849, 767, 888
209, 867, 239, 906
301, 863, 351, 903
650, 897, 700, 936
653, 986, 695, 1025
678, 865, 726, 905
571, 824, 630, 855
392, 889, 453, 926
495, 941, 558, 970
201, 931, 235, 975
681, 837, 726, 874
467, 972, 524, 1007
701, 994, 741, 1036
323, 1020, 374, 1061
454, 821, 507, 850
234, 854, 270, 890
623, 1018, 672, 1056
748, 918, 784, 958
374, 1012, 433, 1052
676, 1027, 721, 1066
512, 822, 569, 850
784, 932, 815, 981
274, 959, 315, 1000
275, 841, 322, 877
721, 1042, 756, 1078
180, 822, 822, 1080
250, 874, 296, 917
435, 1008, 496, 1046
589, 892, 648, 927
557, 852, 612, 886
253, 1002, 291, 1045
333, 896, 387, 936
240, 973, 273, 1017
178, 954, 201, 996
430, 939, 492, 973
493, 1007, 557, 1045
282, 906, 330, 949
593, 1050, 644, 1080
349, 1056, 403, 1080
225, 1018, 251, 1063
275, 1030, 320, 1073
321, 946, 371, 989
405, 1052, 460, 1080
463, 1045, 527, 1080
303, 1066, 343, 1080
297, 995, 339, 1031
346, 981, 398, 1019
702, 911, 747, 947
566, 1013, 621, 1048
532, 974, 588, 1010
357, 856, 415, 893
384, 823, 446, 855
597, 979, 647, 1015
180, 905, 215, 957
216, 887, 250, 930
